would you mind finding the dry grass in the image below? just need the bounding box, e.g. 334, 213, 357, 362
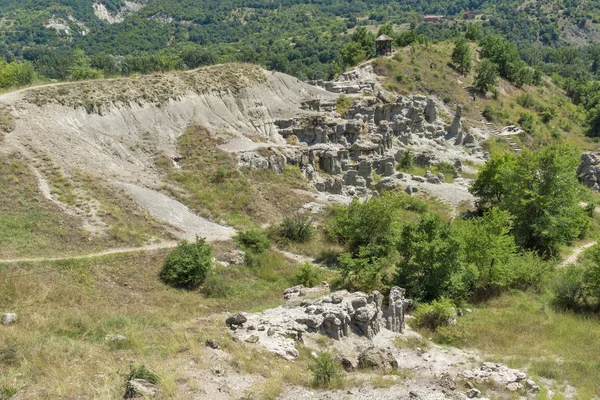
0, 245, 310, 399
23, 64, 266, 114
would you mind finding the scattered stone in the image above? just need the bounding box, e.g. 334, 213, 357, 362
225, 313, 247, 326
124, 379, 158, 398
439, 372, 456, 390
205, 339, 221, 349
466, 388, 481, 398
245, 335, 259, 344
1, 313, 17, 326
506, 382, 522, 392
425, 170, 441, 184
105, 334, 126, 342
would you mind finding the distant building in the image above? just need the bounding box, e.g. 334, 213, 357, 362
464, 11, 476, 20
375, 34, 393, 57
423, 15, 446, 23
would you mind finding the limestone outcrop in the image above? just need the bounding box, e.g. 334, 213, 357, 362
227, 285, 410, 360
578, 152, 600, 191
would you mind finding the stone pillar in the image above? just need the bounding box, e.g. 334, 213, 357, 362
383, 286, 407, 333
448, 106, 462, 137
424, 98, 437, 123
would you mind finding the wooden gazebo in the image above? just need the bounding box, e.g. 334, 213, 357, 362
375, 34, 393, 56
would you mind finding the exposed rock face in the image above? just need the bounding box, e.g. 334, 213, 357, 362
228, 285, 410, 360
578, 152, 600, 191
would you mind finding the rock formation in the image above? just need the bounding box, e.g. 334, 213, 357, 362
578, 152, 600, 191
227, 285, 410, 360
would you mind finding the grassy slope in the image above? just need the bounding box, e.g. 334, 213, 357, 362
160, 125, 311, 228
0, 247, 322, 399
0, 154, 98, 259
0, 153, 173, 259
444, 291, 600, 399
372, 43, 593, 155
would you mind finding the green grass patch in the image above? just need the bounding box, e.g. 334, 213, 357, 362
441, 291, 600, 398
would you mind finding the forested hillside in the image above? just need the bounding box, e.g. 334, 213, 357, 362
2, 0, 600, 83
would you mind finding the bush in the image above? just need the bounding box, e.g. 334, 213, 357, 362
234, 229, 270, 254
294, 263, 323, 287
518, 112, 536, 133
126, 364, 159, 384
516, 93, 536, 108
413, 298, 457, 330
552, 266, 587, 310
398, 149, 413, 170
309, 352, 344, 388
279, 213, 314, 243
159, 238, 213, 289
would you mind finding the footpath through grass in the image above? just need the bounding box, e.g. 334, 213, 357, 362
445, 291, 600, 399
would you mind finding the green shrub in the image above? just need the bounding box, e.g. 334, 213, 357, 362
279, 213, 314, 243
398, 149, 413, 170
309, 352, 344, 388
126, 364, 159, 384
413, 298, 457, 330
159, 238, 213, 289
516, 93, 536, 108
436, 162, 456, 175
518, 112, 536, 133
294, 263, 323, 287
234, 229, 270, 254
0, 386, 17, 399
552, 266, 587, 310
244, 249, 281, 282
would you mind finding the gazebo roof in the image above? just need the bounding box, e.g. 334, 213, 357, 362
375, 34, 394, 41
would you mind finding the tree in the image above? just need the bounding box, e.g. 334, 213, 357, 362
341, 41, 366, 67
395, 214, 467, 301
451, 38, 472, 75
396, 30, 422, 47
471, 144, 590, 256
469, 154, 516, 209
351, 27, 375, 58
474, 59, 499, 94
377, 23, 394, 37
465, 24, 484, 41
70, 49, 103, 81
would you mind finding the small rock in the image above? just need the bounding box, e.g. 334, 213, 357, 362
205, 339, 221, 349
225, 312, 247, 326
267, 327, 276, 337
245, 335, 259, 344
506, 382, 522, 392
466, 388, 481, 398
439, 372, 456, 390
1, 313, 17, 326
105, 334, 126, 342
124, 379, 158, 398
340, 357, 358, 372
211, 366, 225, 376
524, 379, 540, 392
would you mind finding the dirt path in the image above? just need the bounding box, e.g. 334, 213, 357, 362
561, 241, 598, 267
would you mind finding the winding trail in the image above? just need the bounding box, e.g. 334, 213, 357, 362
0, 241, 178, 265
561, 241, 598, 267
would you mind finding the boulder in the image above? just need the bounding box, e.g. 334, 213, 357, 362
226, 313, 247, 326
124, 379, 158, 398
205, 339, 221, 349
466, 388, 481, 398
425, 170, 441, 184
376, 177, 397, 191
1, 313, 17, 326
358, 347, 398, 371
